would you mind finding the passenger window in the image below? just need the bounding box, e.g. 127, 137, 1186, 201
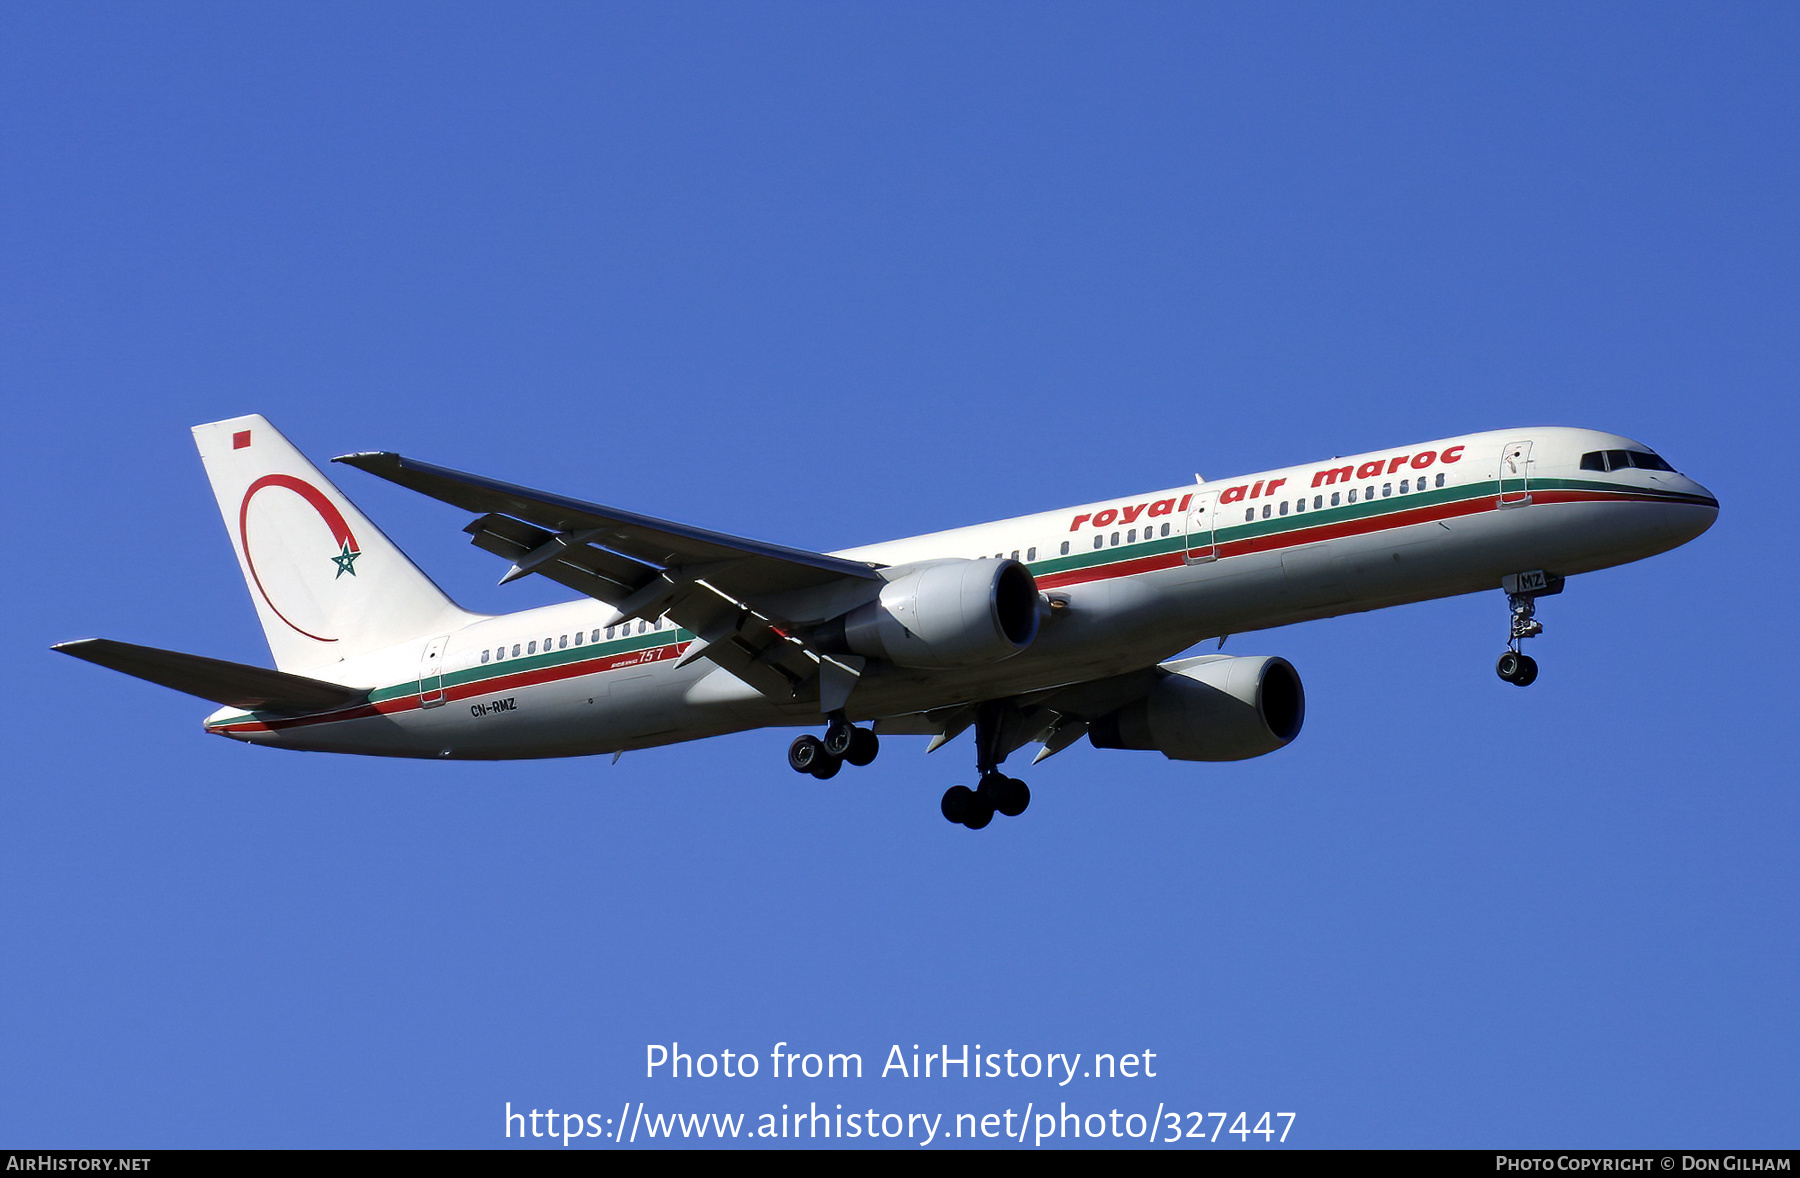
481, 650, 490, 664
1011, 550, 1019, 560
1314, 495, 1323, 509
559, 635, 567, 649
1027, 547, 1036, 561
1160, 522, 1170, 537
1127, 528, 1137, 542
1245, 509, 1255, 521
573, 631, 583, 646
1110, 532, 1120, 546
1366, 485, 1375, 500
1093, 536, 1103, 550
1331, 492, 1341, 506
605, 626, 614, 639
1261, 505, 1271, 519
1400, 479, 1409, 493
639, 621, 648, 634
528, 641, 536, 654
1060, 541, 1070, 555
1435, 473, 1445, 488
511, 644, 520, 657
1348, 489, 1357, 503
1294, 498, 1304, 513
1278, 501, 1288, 516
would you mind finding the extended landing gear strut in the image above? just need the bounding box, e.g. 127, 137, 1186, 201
940, 701, 1031, 830
1496, 571, 1564, 687
788, 711, 879, 780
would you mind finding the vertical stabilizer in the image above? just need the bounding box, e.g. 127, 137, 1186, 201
192, 415, 478, 673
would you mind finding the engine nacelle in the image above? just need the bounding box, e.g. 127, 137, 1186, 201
830, 558, 1040, 669
1089, 655, 1305, 761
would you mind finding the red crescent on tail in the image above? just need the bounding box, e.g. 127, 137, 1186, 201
238, 475, 362, 643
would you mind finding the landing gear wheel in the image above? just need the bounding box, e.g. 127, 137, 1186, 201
941, 785, 975, 825
788, 734, 827, 774
809, 754, 842, 780
961, 795, 995, 829
990, 775, 1030, 817
823, 717, 854, 758
844, 727, 879, 767
1496, 651, 1539, 686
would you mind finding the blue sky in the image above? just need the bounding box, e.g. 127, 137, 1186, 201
4, 3, 1796, 1148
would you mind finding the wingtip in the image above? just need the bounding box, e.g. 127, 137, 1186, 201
331, 451, 400, 471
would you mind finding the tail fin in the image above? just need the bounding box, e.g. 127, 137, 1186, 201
192, 415, 478, 673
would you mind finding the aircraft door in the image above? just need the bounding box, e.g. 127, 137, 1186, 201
419, 634, 450, 708
1498, 440, 1533, 507
1184, 491, 1219, 563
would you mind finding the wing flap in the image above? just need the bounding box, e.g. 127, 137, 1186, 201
53, 639, 367, 713
334, 450, 886, 705
463, 513, 656, 604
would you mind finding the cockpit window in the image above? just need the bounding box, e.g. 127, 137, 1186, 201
1581, 449, 1677, 473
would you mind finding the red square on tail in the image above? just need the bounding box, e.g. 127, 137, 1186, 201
232, 430, 251, 449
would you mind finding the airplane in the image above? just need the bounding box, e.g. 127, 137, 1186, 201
55, 415, 1718, 829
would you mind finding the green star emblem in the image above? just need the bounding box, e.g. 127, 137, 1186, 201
332, 541, 360, 579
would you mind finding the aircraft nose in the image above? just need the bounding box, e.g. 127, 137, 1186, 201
1664, 478, 1719, 546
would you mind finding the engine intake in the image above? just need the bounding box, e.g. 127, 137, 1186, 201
1089, 655, 1304, 761
830, 558, 1040, 669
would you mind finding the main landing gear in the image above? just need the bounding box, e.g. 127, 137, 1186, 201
939, 700, 1031, 830
1495, 571, 1563, 687
788, 712, 879, 780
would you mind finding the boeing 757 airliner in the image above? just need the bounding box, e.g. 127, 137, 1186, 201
56, 416, 1717, 828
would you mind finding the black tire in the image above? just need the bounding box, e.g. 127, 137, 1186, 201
1515, 654, 1539, 687
993, 775, 1030, 817
823, 723, 854, 758
788, 734, 825, 774
962, 797, 995, 829
941, 785, 975, 824
1496, 651, 1523, 683
844, 727, 879, 767
809, 754, 842, 780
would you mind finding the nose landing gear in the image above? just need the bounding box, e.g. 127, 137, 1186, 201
1496, 571, 1563, 687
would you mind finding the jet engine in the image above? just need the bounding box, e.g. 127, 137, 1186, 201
825, 558, 1040, 669
1088, 655, 1304, 761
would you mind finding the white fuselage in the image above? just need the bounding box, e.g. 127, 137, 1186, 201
203, 427, 1717, 759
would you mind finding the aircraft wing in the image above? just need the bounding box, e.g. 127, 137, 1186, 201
334, 451, 883, 702
52, 638, 366, 713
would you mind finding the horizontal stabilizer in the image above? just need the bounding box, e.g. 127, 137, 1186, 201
53, 639, 366, 713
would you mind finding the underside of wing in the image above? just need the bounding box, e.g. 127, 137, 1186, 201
333, 452, 879, 595
873, 665, 1170, 764
333, 451, 882, 703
